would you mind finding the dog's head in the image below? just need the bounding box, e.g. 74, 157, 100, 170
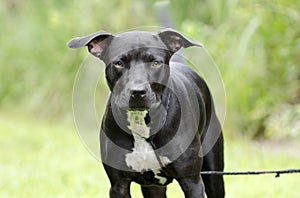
68, 29, 201, 111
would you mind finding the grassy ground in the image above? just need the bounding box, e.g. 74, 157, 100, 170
0, 111, 299, 198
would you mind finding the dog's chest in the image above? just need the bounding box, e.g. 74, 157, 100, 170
125, 111, 171, 185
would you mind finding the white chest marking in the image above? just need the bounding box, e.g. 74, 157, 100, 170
125, 111, 171, 184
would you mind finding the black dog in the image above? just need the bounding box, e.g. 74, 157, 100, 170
68, 28, 224, 198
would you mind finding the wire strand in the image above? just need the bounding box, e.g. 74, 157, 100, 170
200, 169, 300, 178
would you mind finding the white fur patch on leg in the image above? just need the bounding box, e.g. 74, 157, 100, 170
153, 170, 168, 185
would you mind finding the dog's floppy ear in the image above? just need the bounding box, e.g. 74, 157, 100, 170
158, 28, 202, 53
67, 30, 113, 58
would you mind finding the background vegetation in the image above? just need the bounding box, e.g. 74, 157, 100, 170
1, 0, 299, 197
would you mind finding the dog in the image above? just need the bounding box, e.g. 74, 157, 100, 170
68, 28, 224, 198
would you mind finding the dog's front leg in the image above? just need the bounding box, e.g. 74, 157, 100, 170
109, 178, 132, 198
177, 177, 205, 198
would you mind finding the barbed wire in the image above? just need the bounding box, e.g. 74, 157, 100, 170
201, 169, 300, 178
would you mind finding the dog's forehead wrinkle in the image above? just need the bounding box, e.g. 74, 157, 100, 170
104, 32, 169, 62
117, 31, 156, 39
111, 31, 165, 50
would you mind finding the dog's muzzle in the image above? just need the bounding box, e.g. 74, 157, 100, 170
128, 84, 151, 111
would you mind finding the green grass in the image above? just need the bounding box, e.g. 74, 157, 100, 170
1, 111, 300, 197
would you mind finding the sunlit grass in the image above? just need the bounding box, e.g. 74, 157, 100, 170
1, 112, 299, 197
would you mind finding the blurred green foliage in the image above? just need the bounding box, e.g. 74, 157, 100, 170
1, 0, 299, 137
170, 0, 300, 137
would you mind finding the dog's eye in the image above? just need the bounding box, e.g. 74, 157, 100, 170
113, 61, 124, 68
151, 60, 161, 68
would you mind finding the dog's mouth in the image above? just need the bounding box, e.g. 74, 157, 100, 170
128, 95, 151, 111
128, 94, 161, 113
128, 106, 150, 112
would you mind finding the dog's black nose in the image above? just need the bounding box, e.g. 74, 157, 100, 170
130, 89, 147, 99
129, 84, 150, 110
